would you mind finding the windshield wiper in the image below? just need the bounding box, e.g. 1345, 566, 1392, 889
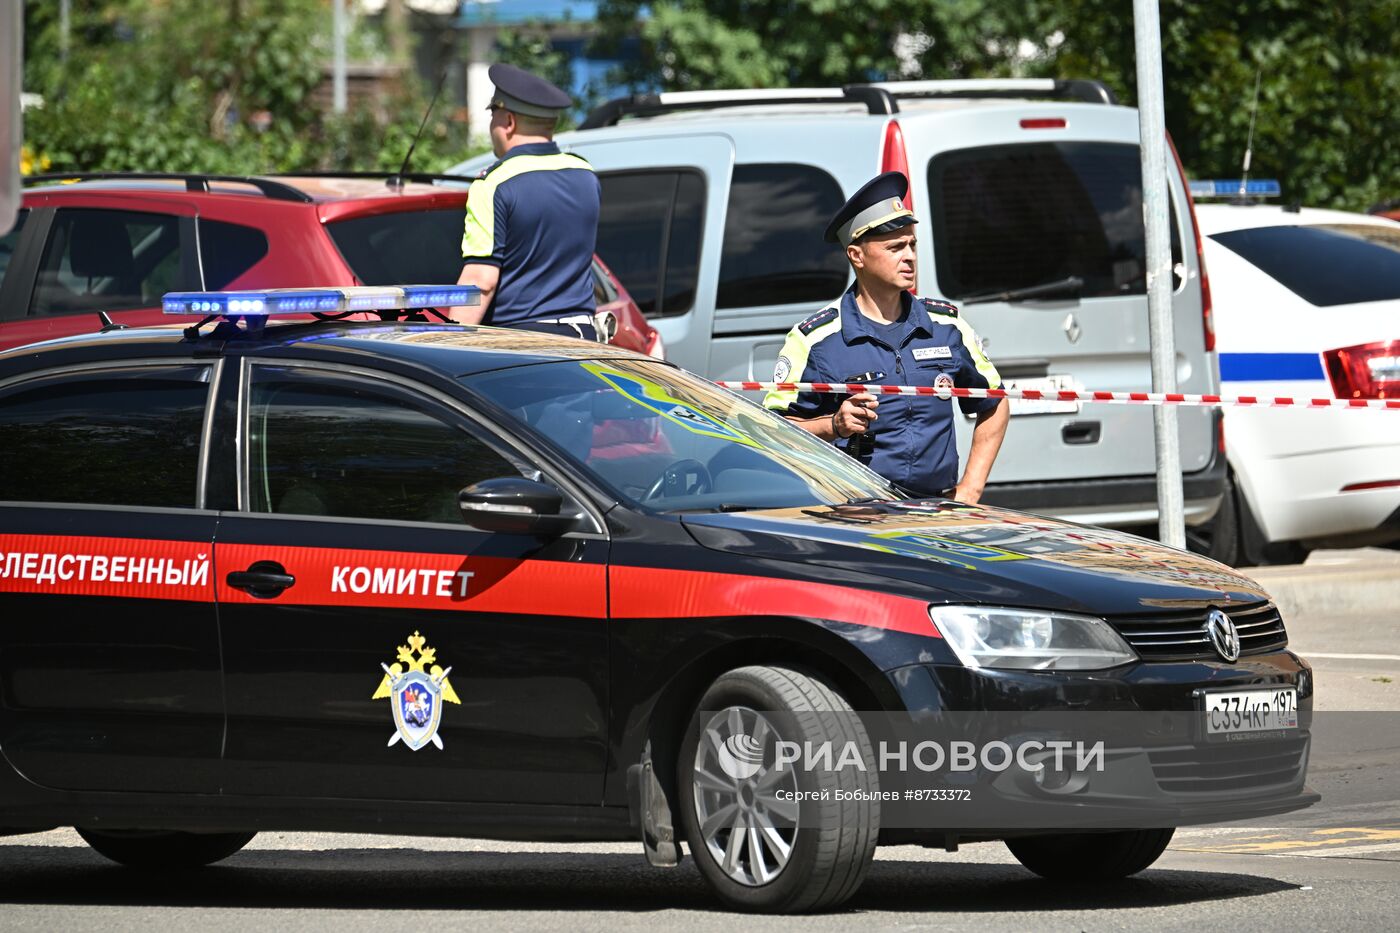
961, 275, 1083, 305
845, 496, 888, 506
669, 503, 766, 514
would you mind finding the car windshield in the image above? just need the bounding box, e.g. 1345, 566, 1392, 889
1209, 223, 1400, 307
465, 359, 901, 512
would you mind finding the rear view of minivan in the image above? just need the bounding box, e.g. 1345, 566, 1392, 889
450, 79, 1224, 533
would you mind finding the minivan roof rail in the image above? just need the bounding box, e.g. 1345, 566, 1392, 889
269, 171, 479, 187
579, 78, 1116, 129
579, 85, 898, 129
23, 172, 315, 203
871, 78, 1118, 106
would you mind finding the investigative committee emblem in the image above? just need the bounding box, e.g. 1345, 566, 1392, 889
372, 630, 460, 750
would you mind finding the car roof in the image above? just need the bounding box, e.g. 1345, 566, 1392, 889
558, 98, 1122, 140
1193, 202, 1400, 236
22, 175, 462, 205
0, 321, 652, 379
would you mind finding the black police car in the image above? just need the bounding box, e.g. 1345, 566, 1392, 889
0, 288, 1315, 913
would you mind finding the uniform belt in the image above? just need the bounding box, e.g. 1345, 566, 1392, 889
531, 314, 595, 326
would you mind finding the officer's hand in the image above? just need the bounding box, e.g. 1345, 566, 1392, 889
834, 393, 878, 439
952, 482, 983, 505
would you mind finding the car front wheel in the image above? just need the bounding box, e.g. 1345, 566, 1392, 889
678, 665, 879, 913
1006, 828, 1174, 880
76, 828, 256, 869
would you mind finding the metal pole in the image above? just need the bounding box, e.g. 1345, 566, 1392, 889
332, 0, 347, 114
59, 0, 70, 66
1132, 0, 1186, 549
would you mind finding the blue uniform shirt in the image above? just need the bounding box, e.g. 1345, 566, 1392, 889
765, 287, 1002, 496
462, 142, 601, 326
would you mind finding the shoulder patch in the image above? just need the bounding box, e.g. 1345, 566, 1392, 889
797, 306, 839, 336
922, 298, 959, 318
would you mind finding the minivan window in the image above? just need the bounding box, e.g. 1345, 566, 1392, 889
30, 209, 185, 315
927, 143, 1182, 301
327, 208, 467, 286
717, 164, 848, 309
0, 366, 210, 508
1210, 223, 1400, 307
200, 219, 269, 289
597, 171, 705, 317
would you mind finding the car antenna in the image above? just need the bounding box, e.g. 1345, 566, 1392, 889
388, 55, 452, 191
96, 311, 127, 333
1235, 69, 1262, 203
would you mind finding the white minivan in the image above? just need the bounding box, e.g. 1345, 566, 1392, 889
452, 79, 1224, 533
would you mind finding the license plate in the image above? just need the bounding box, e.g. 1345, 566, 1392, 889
1006, 374, 1080, 416
1201, 687, 1298, 738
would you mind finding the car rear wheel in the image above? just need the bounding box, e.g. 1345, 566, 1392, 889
76, 828, 256, 869
1006, 828, 1174, 880
678, 665, 879, 913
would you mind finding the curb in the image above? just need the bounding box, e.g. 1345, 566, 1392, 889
1244, 549, 1400, 619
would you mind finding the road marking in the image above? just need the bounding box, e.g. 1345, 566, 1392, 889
1176, 827, 1400, 855
1298, 652, 1400, 661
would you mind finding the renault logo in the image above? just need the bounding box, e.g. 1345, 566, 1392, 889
1062, 312, 1082, 345
1207, 609, 1240, 662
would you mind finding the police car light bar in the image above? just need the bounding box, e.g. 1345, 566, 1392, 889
162, 285, 481, 317
1188, 179, 1281, 199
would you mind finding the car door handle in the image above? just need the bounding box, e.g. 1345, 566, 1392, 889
226, 560, 296, 598
1062, 421, 1102, 445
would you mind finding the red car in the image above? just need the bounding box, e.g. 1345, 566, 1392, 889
0, 172, 662, 356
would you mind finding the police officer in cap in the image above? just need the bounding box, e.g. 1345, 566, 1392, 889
765, 172, 1009, 503
449, 63, 602, 339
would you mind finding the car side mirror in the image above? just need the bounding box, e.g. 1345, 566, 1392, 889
457, 477, 578, 536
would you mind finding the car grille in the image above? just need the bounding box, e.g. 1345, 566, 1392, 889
1110, 602, 1288, 661
1148, 736, 1309, 795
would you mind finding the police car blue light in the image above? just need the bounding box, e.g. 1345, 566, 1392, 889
1188, 179, 1281, 198
162, 286, 480, 317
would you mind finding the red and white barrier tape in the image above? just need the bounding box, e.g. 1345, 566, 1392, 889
715, 381, 1400, 411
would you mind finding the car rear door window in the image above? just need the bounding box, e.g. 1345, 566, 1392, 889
717, 164, 848, 309
246, 367, 524, 524
29, 209, 185, 315
0, 209, 28, 295
326, 208, 467, 286
596, 171, 704, 317
199, 219, 269, 289
0, 366, 210, 508
1210, 223, 1400, 306
927, 142, 1181, 301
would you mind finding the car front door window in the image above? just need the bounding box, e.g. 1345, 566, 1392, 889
246, 367, 526, 523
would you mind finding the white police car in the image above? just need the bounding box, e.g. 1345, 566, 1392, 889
1192, 180, 1400, 565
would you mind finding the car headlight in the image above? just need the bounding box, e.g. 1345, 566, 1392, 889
930, 605, 1137, 671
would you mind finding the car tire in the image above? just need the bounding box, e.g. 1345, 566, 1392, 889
1233, 478, 1308, 567
76, 828, 256, 869
1005, 828, 1174, 880
1188, 472, 1241, 566
677, 666, 878, 913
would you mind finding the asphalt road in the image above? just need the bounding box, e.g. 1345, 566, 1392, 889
1, 609, 1396, 932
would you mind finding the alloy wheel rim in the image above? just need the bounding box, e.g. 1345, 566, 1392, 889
692, 706, 800, 886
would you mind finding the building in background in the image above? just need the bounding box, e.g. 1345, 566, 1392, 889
360, 0, 639, 138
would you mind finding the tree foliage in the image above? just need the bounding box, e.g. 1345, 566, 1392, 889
22, 0, 485, 176
595, 0, 1400, 211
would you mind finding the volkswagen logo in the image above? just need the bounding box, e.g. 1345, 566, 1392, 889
1207, 609, 1240, 662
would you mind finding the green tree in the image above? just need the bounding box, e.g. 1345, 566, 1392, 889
22, 0, 485, 176
594, 0, 1400, 211
1024, 0, 1400, 211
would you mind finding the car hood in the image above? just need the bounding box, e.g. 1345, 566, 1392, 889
680, 500, 1272, 617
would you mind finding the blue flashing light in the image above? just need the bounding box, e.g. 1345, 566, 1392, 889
1188, 179, 1281, 199
162, 285, 481, 317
